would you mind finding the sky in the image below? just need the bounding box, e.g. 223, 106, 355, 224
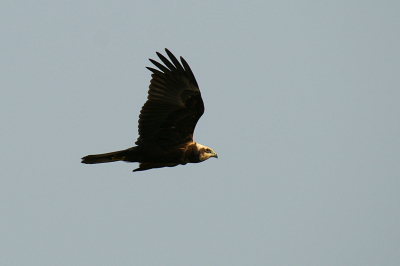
1, 1, 399, 265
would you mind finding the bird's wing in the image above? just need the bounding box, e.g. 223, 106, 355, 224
135, 49, 204, 148
133, 162, 180, 172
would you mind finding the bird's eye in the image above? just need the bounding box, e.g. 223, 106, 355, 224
206, 148, 211, 153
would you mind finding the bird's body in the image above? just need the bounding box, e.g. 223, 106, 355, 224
81, 49, 217, 172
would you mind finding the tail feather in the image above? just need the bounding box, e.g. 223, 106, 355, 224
81, 148, 135, 164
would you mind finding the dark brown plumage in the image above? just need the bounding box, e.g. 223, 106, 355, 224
81, 49, 217, 172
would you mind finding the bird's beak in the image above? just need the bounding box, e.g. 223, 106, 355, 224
212, 152, 218, 159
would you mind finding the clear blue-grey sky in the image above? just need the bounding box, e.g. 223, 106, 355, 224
1, 1, 399, 265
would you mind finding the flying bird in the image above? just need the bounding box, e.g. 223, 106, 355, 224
81, 49, 217, 172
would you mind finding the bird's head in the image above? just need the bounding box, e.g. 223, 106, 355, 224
196, 144, 218, 161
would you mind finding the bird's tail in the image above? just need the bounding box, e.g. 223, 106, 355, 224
81, 148, 136, 164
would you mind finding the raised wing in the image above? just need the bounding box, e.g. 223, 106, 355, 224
135, 49, 204, 148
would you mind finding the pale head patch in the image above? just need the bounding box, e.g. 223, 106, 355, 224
195, 143, 217, 161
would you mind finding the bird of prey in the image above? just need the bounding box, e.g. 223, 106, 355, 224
81, 49, 217, 172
